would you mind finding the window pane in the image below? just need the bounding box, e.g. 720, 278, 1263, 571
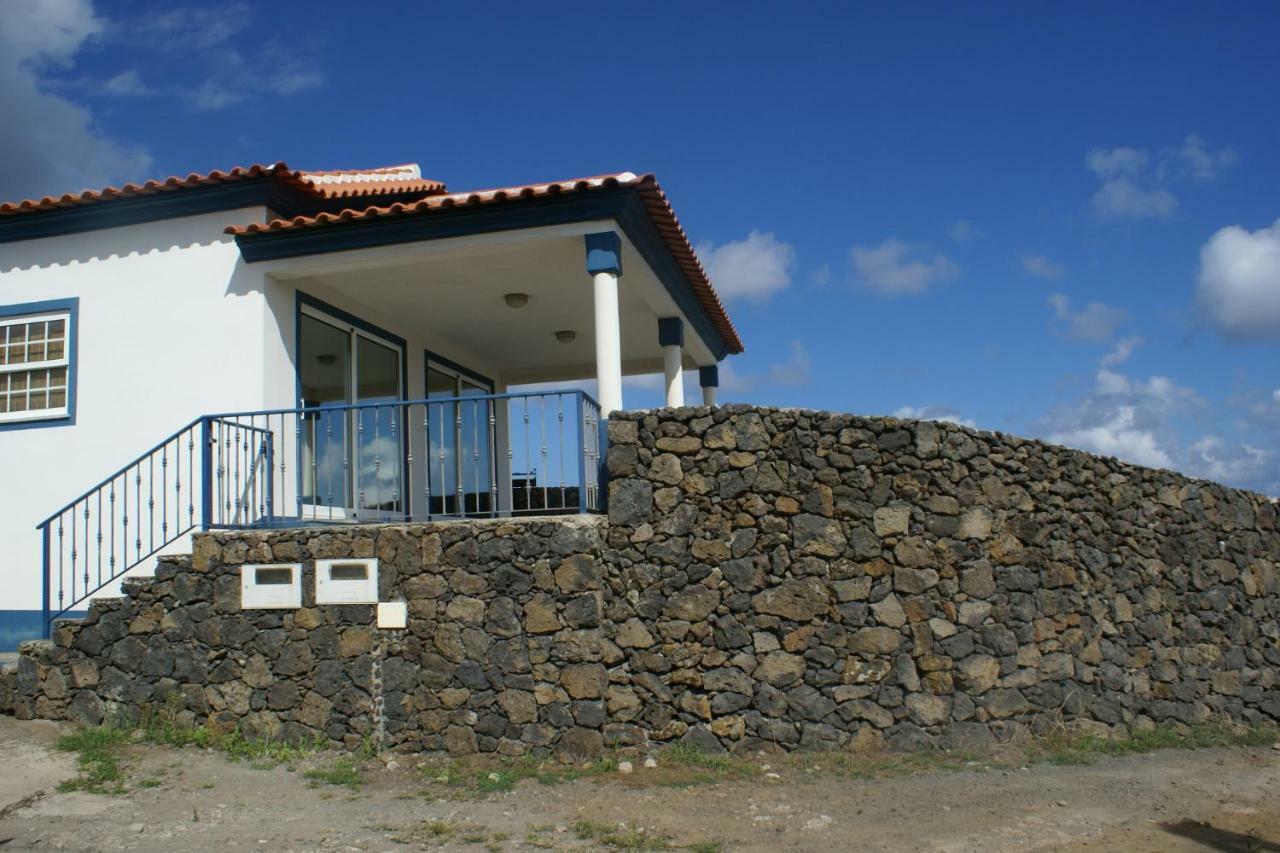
10, 392, 26, 412
27, 322, 45, 342
50, 366, 67, 386
8, 325, 25, 344
0, 395, 7, 413
27, 341, 46, 362
30, 370, 46, 390
28, 388, 48, 410
49, 318, 65, 337
49, 388, 66, 408
46, 339, 64, 360
10, 373, 26, 391
7, 345, 24, 364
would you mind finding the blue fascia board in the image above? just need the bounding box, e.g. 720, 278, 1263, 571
236, 188, 735, 361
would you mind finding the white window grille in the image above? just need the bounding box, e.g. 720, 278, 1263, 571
0, 311, 70, 422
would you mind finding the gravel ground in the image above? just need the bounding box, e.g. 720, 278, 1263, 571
1, 715, 1278, 852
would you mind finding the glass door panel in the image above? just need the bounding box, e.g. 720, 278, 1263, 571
426, 367, 459, 515
354, 336, 403, 517
299, 315, 351, 509
459, 379, 493, 514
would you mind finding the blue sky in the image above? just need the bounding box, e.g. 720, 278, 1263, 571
4, 0, 1280, 494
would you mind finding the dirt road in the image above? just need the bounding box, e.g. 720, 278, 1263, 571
1, 716, 1278, 852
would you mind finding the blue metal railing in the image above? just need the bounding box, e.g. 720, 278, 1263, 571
37, 390, 605, 634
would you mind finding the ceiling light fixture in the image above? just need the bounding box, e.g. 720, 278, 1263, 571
504, 292, 529, 308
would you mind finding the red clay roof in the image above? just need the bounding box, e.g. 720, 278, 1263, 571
226, 172, 743, 354
0, 162, 446, 215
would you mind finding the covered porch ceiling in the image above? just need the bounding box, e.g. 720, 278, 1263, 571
260, 222, 721, 386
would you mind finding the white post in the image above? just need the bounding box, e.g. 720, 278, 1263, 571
586, 233, 624, 417
699, 364, 719, 407
593, 271, 623, 416
663, 345, 684, 407
658, 317, 685, 408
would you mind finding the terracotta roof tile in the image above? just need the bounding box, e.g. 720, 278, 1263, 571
226, 172, 743, 354
0, 162, 445, 215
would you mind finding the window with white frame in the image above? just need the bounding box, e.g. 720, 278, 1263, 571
0, 310, 71, 422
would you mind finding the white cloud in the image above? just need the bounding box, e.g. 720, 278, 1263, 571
1090, 178, 1178, 219
850, 239, 959, 296
1048, 293, 1129, 342
1087, 147, 1148, 178
1084, 136, 1234, 222
0, 0, 151, 201
892, 405, 976, 429
1049, 407, 1173, 469
1196, 219, 1280, 340
100, 68, 149, 96
1022, 253, 1066, 279
697, 230, 795, 303
948, 220, 984, 243
1189, 436, 1271, 484
1099, 335, 1143, 367
1173, 134, 1237, 181
721, 340, 812, 393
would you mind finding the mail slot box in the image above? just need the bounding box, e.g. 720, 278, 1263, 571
315, 558, 379, 604
241, 564, 302, 609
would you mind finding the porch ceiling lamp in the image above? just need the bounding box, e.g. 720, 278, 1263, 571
503, 292, 529, 308
555, 330, 576, 343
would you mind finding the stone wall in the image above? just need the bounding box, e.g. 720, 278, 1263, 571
4, 404, 1279, 755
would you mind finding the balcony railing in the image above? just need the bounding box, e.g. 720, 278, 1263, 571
37, 390, 604, 634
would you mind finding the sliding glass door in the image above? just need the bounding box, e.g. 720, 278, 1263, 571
299, 307, 404, 519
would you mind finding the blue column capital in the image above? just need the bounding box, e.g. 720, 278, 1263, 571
699, 364, 719, 388
658, 317, 684, 348
585, 232, 622, 276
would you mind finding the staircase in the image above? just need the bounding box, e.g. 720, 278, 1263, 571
5, 553, 193, 723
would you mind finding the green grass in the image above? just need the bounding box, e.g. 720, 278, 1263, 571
422, 753, 619, 797
55, 726, 131, 794
140, 695, 325, 768
572, 819, 673, 851
1029, 722, 1277, 766
303, 757, 363, 789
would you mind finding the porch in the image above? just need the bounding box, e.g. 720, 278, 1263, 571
35, 172, 743, 631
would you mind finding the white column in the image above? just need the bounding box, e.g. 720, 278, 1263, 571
593, 270, 623, 417
699, 364, 719, 407
658, 317, 685, 408
586, 233, 624, 417
663, 344, 684, 407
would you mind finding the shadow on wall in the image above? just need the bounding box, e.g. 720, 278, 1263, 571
0, 610, 86, 652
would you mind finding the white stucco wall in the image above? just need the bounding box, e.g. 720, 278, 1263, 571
0, 209, 272, 612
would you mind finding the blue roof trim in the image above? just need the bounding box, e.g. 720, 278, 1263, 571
234, 188, 734, 361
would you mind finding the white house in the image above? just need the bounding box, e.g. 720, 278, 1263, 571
0, 162, 743, 646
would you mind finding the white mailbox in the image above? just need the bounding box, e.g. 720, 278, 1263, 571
315, 558, 379, 604
241, 564, 302, 609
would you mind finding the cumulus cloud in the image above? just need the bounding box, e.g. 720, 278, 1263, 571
1196, 219, 1280, 340
892, 405, 976, 429
1188, 437, 1271, 485
0, 0, 151, 201
1022, 253, 1066, 280
697, 230, 796, 303
850, 239, 959, 296
1048, 293, 1129, 342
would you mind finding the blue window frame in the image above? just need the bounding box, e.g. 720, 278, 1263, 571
0, 297, 78, 431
